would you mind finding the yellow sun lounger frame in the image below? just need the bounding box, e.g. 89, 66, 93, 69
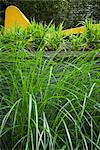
4, 5, 100, 35
5, 6, 30, 31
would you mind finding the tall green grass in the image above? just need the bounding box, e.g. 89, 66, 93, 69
0, 19, 100, 149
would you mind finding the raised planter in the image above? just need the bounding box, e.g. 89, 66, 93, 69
42, 50, 100, 58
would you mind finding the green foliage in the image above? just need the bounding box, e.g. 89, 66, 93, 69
83, 18, 100, 50
68, 34, 84, 51
68, 18, 100, 51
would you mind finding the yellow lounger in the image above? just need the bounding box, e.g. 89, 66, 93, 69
5, 5, 30, 31
63, 24, 100, 35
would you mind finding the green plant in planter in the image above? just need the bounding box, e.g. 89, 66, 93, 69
44, 23, 65, 50
1, 17, 100, 52
68, 34, 84, 51
67, 18, 100, 51
1, 20, 66, 52
82, 18, 100, 50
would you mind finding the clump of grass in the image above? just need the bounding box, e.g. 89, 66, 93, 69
68, 18, 100, 51
83, 18, 100, 50
0, 19, 100, 149
68, 34, 84, 51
